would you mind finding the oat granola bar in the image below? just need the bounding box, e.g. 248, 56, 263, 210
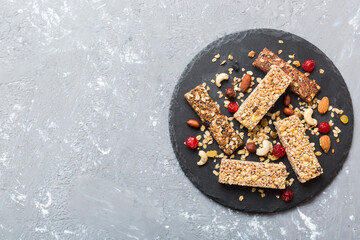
218, 159, 288, 189
234, 66, 292, 130
184, 84, 242, 155
253, 48, 321, 103
274, 115, 323, 183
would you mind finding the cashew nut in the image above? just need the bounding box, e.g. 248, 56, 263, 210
215, 73, 229, 87
197, 150, 208, 166
303, 108, 317, 126
256, 140, 272, 156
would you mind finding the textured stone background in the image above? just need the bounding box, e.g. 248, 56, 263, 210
0, 0, 359, 239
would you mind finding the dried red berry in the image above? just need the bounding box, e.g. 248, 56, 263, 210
185, 136, 198, 149
302, 59, 315, 72
272, 144, 286, 158
281, 189, 293, 202
318, 121, 331, 134
228, 102, 239, 113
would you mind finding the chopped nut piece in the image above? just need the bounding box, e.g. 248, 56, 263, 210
276, 195, 280, 199
319, 69, 324, 74
288, 54, 295, 59
331, 149, 335, 153
278, 40, 284, 44
248, 50, 256, 58
315, 151, 322, 156
228, 54, 233, 60
220, 60, 226, 65
293, 60, 301, 67
200, 125, 205, 131
251, 188, 256, 192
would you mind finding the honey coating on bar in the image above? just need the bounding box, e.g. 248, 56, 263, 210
184, 84, 242, 155
253, 48, 321, 103
234, 66, 292, 130
218, 159, 288, 189
274, 115, 323, 183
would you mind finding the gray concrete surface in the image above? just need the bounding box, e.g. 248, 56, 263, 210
0, 0, 359, 239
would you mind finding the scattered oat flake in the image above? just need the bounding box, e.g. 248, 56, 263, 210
228, 54, 233, 60
304, 72, 310, 76
213, 170, 219, 176
212, 58, 217, 62
315, 151, 322, 156
289, 54, 295, 59
261, 193, 266, 198
278, 49, 283, 55
278, 40, 284, 44
319, 69, 324, 74
276, 195, 280, 199
239, 195, 244, 201
214, 53, 220, 59
251, 188, 256, 192
220, 60, 226, 65
336, 138, 340, 143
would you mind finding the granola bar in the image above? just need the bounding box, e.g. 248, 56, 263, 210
253, 48, 321, 103
234, 66, 292, 130
274, 115, 323, 183
218, 159, 288, 189
184, 84, 242, 155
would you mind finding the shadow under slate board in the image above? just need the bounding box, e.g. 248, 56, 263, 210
169, 29, 354, 213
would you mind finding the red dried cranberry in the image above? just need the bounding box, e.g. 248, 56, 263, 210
281, 189, 293, 202
318, 121, 331, 134
185, 136, 198, 149
228, 102, 239, 113
272, 144, 286, 158
302, 59, 315, 72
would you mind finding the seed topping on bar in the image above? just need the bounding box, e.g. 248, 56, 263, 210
234, 66, 292, 130
274, 115, 323, 183
253, 48, 321, 103
185, 84, 242, 155
218, 159, 289, 189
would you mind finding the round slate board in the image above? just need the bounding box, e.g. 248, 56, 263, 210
169, 29, 354, 213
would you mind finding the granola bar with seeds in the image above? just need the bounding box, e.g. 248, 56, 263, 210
234, 66, 292, 130
253, 48, 321, 102
218, 159, 289, 189
274, 115, 323, 183
185, 85, 242, 155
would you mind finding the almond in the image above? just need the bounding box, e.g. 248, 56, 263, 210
319, 135, 331, 153
283, 107, 294, 116
318, 97, 329, 114
187, 119, 200, 128
283, 94, 291, 106
241, 74, 251, 92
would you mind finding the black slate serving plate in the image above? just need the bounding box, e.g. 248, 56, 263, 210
169, 29, 354, 213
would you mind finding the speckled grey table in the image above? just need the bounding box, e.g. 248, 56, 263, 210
0, 0, 358, 239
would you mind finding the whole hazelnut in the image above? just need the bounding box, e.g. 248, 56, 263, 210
246, 142, 256, 153
225, 87, 236, 99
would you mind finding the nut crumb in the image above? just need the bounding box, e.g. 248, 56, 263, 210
288, 54, 295, 59
239, 195, 244, 201
248, 50, 256, 58
214, 53, 220, 59
251, 188, 256, 192
278, 49, 283, 55
293, 60, 301, 67
319, 69, 324, 74
304, 72, 310, 76
261, 193, 266, 198
200, 125, 205, 131
276, 195, 280, 199
211, 58, 217, 62
336, 138, 339, 143
278, 40, 284, 44
331, 149, 335, 153
241, 68, 245, 72
220, 60, 226, 65
228, 54, 233, 60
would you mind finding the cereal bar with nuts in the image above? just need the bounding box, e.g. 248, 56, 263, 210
218, 159, 289, 189
274, 115, 323, 183
184, 84, 242, 155
234, 66, 292, 130
253, 48, 320, 103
